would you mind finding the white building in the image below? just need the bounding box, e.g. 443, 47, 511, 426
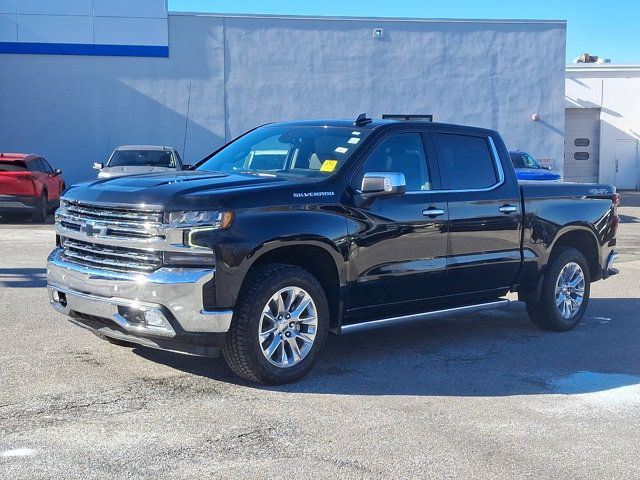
565, 63, 640, 189
1, 1, 567, 185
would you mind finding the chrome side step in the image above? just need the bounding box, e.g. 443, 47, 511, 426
340, 299, 510, 334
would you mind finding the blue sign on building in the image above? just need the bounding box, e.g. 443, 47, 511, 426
0, 0, 169, 57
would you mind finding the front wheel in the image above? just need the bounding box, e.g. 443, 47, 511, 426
222, 264, 329, 384
526, 247, 591, 331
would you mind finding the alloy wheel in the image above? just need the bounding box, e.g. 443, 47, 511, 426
555, 262, 585, 319
258, 286, 318, 368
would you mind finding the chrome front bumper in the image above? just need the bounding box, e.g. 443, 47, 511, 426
602, 250, 619, 279
47, 247, 233, 338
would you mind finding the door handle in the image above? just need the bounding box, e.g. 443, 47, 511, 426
422, 207, 445, 218
499, 204, 518, 214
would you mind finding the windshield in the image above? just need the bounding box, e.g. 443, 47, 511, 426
197, 125, 370, 179
510, 151, 540, 169
108, 149, 175, 168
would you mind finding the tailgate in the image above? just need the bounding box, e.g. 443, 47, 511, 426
0, 172, 35, 196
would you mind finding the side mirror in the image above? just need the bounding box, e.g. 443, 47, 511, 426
541, 165, 551, 171
93, 162, 104, 170
54, 168, 63, 175
182, 164, 193, 170
359, 172, 406, 198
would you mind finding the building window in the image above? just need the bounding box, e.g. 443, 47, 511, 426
574, 152, 590, 160
574, 138, 590, 147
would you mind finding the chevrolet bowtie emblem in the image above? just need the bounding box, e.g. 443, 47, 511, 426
81, 222, 101, 237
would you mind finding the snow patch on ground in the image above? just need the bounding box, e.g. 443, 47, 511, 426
550, 371, 640, 410
1, 448, 36, 457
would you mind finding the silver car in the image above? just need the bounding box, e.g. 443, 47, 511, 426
94, 145, 186, 179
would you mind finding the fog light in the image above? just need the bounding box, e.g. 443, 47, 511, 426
52, 290, 67, 307
143, 310, 165, 327
115, 306, 176, 337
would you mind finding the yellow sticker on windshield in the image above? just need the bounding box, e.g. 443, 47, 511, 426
320, 160, 338, 172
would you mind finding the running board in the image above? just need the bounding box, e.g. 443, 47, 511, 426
340, 299, 510, 334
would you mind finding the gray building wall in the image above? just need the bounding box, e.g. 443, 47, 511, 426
0, 13, 567, 184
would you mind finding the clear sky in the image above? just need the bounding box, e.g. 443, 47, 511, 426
168, 0, 639, 64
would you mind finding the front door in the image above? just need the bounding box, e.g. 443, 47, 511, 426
347, 131, 448, 318
431, 129, 522, 298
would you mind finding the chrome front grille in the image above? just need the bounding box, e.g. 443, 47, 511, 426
57, 200, 164, 242
60, 238, 162, 273
55, 199, 166, 274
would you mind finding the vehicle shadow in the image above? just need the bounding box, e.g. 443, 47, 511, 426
619, 214, 639, 224
0, 213, 55, 225
134, 297, 640, 397
0, 267, 47, 288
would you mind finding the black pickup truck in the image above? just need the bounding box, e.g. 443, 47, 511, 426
47, 116, 620, 384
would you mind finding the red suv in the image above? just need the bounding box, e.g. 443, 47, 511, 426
0, 153, 66, 222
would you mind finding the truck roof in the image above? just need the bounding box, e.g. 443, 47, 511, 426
271, 119, 497, 136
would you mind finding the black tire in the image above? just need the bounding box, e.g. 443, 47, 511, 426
526, 247, 591, 332
31, 191, 47, 223
222, 263, 330, 385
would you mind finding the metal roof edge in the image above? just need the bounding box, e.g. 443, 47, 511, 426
566, 64, 640, 73
168, 11, 566, 25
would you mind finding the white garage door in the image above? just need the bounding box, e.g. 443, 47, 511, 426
565, 108, 600, 183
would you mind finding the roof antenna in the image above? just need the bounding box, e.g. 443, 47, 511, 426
354, 113, 372, 127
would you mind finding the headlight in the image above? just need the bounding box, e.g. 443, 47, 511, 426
55, 200, 69, 222
164, 210, 233, 229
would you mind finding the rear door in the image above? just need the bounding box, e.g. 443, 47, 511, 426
27, 159, 46, 197
431, 128, 522, 298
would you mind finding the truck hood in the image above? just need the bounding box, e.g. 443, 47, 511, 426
97, 165, 176, 178
64, 170, 289, 209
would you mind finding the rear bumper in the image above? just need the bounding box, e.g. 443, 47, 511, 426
0, 194, 38, 212
47, 247, 232, 357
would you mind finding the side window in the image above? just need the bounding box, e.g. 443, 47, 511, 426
434, 133, 498, 190
356, 133, 431, 192
30, 158, 45, 172
40, 158, 54, 173
521, 152, 538, 168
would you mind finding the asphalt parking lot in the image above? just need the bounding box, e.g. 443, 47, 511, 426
1, 192, 639, 479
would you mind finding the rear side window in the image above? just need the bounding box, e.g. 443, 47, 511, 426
434, 133, 498, 190
28, 159, 43, 172
509, 152, 525, 169
0, 161, 27, 172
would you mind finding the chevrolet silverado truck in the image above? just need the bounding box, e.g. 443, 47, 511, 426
47, 116, 620, 384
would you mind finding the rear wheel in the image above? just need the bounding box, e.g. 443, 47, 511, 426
31, 191, 47, 223
223, 263, 329, 384
526, 247, 590, 331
